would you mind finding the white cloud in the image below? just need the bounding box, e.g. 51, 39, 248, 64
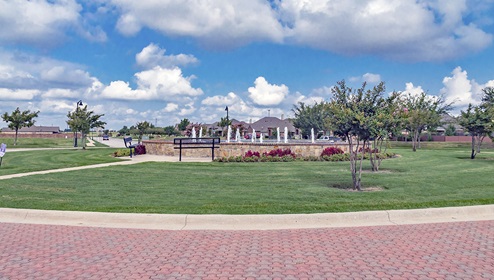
42, 88, 79, 99
293, 95, 325, 105
248, 77, 289, 106
0, 88, 40, 100
100, 66, 203, 100
402, 82, 425, 96
40, 66, 94, 88
37, 99, 77, 114
363, 73, 382, 83
0, 0, 106, 47
162, 103, 179, 112
201, 92, 240, 106
112, 0, 284, 49
349, 73, 382, 84
277, 0, 492, 61
438, 66, 494, 114
178, 103, 196, 116
136, 43, 199, 69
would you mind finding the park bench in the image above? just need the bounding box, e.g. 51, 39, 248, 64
0, 143, 6, 167
123, 137, 137, 158
173, 137, 220, 162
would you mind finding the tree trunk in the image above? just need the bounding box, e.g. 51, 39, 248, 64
412, 130, 418, 152
471, 135, 476, 159
14, 128, 19, 146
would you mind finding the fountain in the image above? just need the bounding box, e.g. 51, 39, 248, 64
236, 128, 241, 142
311, 128, 315, 143
259, 133, 263, 143
277, 127, 280, 143
252, 129, 256, 143
199, 127, 202, 138
227, 125, 231, 143
284, 127, 288, 143
191, 127, 196, 142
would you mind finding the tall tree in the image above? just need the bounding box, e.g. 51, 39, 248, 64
177, 118, 190, 131
458, 87, 494, 159
367, 89, 402, 171
326, 80, 392, 190
136, 121, 151, 144
163, 125, 179, 136
292, 102, 329, 138
67, 105, 106, 149
2, 107, 40, 146
400, 92, 452, 152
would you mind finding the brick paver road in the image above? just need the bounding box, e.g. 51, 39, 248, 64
1, 220, 493, 279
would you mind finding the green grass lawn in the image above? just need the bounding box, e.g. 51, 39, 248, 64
0, 148, 124, 176
0, 137, 75, 148
0, 146, 493, 214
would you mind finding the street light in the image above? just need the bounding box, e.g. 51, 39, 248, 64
225, 106, 229, 124
74, 100, 83, 147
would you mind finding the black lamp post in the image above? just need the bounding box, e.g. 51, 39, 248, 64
74, 100, 83, 147
225, 106, 229, 124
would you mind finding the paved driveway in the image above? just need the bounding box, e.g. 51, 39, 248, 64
95, 136, 126, 148
1, 220, 493, 279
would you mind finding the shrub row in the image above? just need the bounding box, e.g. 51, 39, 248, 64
113, 144, 146, 157
214, 148, 396, 163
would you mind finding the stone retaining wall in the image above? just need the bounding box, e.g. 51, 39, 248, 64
143, 140, 350, 159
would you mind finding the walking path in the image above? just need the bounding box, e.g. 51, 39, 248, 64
1, 141, 493, 279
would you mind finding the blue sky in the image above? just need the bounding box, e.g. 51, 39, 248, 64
1, 0, 494, 130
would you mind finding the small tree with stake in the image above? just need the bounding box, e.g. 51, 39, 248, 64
2, 107, 39, 146
67, 105, 106, 149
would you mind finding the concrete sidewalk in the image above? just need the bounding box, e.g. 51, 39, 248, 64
1, 205, 493, 230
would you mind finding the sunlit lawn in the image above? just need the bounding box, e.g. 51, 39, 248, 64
0, 146, 493, 214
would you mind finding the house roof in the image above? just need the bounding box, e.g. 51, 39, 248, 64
248, 117, 296, 132
1, 125, 61, 133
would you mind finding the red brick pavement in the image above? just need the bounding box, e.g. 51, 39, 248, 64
0, 220, 493, 279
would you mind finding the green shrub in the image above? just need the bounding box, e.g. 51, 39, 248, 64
113, 149, 130, 157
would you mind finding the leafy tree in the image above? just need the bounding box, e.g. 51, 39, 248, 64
118, 126, 129, 136
367, 89, 402, 171
136, 121, 151, 144
66, 105, 106, 149
325, 80, 392, 190
178, 118, 190, 131
2, 107, 40, 146
444, 124, 457, 136
163, 125, 179, 136
400, 92, 452, 152
292, 102, 329, 139
458, 87, 494, 159
218, 117, 231, 128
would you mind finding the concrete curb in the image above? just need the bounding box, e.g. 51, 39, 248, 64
1, 205, 493, 230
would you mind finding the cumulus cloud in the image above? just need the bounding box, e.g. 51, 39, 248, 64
0, 88, 40, 100
112, 0, 284, 49
136, 43, 199, 69
437, 66, 494, 114
0, 49, 99, 91
100, 66, 203, 100
276, 0, 492, 61
162, 103, 179, 112
201, 92, 240, 106
350, 73, 382, 84
248, 77, 289, 106
402, 82, 425, 96
0, 0, 106, 46
40, 66, 94, 88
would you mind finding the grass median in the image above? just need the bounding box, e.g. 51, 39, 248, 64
0, 146, 493, 214
0, 148, 123, 176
